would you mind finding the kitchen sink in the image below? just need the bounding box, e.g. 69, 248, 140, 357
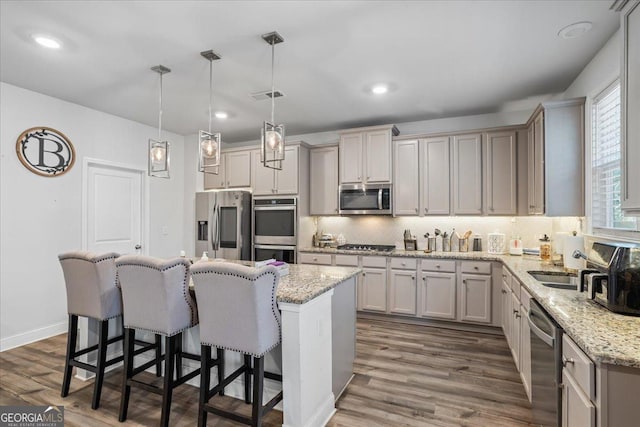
527, 270, 579, 290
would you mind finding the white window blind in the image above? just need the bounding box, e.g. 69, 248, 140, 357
591, 81, 638, 234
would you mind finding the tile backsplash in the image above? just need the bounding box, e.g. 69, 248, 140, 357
312, 216, 584, 251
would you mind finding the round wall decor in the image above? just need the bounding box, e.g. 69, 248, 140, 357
15, 127, 75, 177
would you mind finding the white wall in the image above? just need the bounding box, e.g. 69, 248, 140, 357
0, 82, 186, 350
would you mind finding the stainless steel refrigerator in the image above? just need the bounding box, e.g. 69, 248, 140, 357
195, 191, 251, 260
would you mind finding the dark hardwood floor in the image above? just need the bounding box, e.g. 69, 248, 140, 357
0, 318, 532, 426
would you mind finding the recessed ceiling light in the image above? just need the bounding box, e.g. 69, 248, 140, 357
215, 111, 228, 119
558, 21, 593, 39
371, 84, 388, 95
32, 34, 62, 49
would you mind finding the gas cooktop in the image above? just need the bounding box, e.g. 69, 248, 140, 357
337, 244, 396, 252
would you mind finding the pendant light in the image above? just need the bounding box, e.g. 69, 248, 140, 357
261, 31, 285, 170
198, 50, 222, 174
149, 65, 171, 178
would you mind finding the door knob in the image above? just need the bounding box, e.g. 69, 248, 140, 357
134, 244, 142, 250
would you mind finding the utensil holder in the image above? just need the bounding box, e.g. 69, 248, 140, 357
459, 238, 469, 252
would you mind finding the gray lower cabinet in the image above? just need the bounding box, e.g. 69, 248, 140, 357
389, 270, 417, 315
331, 275, 356, 399
359, 267, 386, 312
419, 271, 456, 320
459, 273, 492, 324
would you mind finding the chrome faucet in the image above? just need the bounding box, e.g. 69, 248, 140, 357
572, 249, 588, 260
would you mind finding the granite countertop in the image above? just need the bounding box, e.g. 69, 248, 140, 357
276, 264, 360, 304
299, 247, 640, 368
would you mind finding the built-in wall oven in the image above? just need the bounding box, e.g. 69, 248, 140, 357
253, 197, 297, 262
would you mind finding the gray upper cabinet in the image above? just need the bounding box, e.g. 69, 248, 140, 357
484, 130, 517, 215
310, 146, 339, 215
421, 136, 451, 215
620, 0, 640, 216
251, 145, 300, 196
393, 140, 420, 215
526, 98, 585, 216
452, 133, 483, 215
339, 125, 398, 185
203, 150, 252, 190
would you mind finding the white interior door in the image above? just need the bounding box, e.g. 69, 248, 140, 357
85, 161, 143, 255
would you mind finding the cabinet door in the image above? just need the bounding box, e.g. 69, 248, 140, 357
562, 370, 596, 427
251, 151, 276, 196
389, 270, 417, 315
421, 137, 450, 215
203, 154, 226, 190
485, 131, 517, 215
420, 271, 456, 320
621, 1, 640, 215
527, 124, 536, 214
310, 146, 339, 215
365, 129, 392, 183
275, 146, 299, 195
533, 112, 545, 214
339, 133, 363, 184
501, 280, 512, 345
360, 268, 387, 312
510, 292, 521, 370
459, 273, 491, 323
521, 303, 532, 401
225, 151, 251, 188
452, 134, 483, 214
393, 140, 420, 215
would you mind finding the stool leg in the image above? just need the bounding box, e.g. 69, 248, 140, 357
175, 333, 183, 380
91, 319, 109, 409
119, 328, 135, 422
198, 345, 211, 427
160, 335, 176, 427
251, 356, 265, 427
155, 333, 162, 377
61, 314, 78, 398
217, 348, 225, 397
244, 354, 252, 404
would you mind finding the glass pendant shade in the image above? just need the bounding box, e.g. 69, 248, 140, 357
148, 139, 170, 178
149, 64, 171, 178
261, 121, 285, 170
199, 130, 221, 173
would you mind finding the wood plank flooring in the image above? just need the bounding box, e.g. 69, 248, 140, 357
0, 318, 532, 426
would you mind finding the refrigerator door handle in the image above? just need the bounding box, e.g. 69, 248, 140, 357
210, 200, 219, 251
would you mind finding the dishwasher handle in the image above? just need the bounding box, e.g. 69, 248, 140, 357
528, 310, 555, 347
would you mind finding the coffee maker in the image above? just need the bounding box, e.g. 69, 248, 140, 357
578, 242, 640, 316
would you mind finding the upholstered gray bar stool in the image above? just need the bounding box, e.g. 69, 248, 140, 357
115, 255, 202, 427
58, 251, 162, 410
191, 262, 283, 427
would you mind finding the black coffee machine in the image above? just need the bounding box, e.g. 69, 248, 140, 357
579, 242, 640, 316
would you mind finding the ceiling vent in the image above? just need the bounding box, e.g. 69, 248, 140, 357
250, 90, 285, 101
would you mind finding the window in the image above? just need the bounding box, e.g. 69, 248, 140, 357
591, 81, 638, 235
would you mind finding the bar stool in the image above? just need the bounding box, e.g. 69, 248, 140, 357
58, 251, 162, 410
191, 262, 283, 427
115, 255, 202, 427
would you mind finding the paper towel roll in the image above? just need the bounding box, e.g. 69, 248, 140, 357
564, 235, 585, 270
554, 232, 570, 255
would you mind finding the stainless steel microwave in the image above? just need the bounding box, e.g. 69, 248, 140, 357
338, 183, 392, 215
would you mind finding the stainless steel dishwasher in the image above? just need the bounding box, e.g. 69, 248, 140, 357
529, 299, 563, 427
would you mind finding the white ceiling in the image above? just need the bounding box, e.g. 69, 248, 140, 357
0, 1, 619, 142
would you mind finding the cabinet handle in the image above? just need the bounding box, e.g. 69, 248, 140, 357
513, 309, 519, 314
474, 266, 479, 270
357, 176, 361, 180
529, 204, 535, 208
411, 276, 415, 280
313, 257, 318, 261
367, 176, 370, 180
422, 277, 426, 281
463, 280, 467, 284
515, 312, 521, 319
424, 208, 428, 213
501, 289, 508, 294
502, 274, 507, 278
362, 272, 366, 277
562, 356, 575, 367
415, 208, 418, 213
227, 181, 230, 186
436, 265, 440, 268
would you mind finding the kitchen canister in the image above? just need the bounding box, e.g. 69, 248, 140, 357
487, 232, 506, 254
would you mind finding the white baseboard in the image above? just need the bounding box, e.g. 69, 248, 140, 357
0, 321, 67, 352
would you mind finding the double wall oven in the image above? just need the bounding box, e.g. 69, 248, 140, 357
252, 197, 297, 263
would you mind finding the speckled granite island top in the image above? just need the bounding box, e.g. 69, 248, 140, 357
300, 247, 640, 368
276, 264, 360, 304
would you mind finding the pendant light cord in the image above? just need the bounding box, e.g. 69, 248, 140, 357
270, 40, 275, 125
158, 72, 163, 141
208, 58, 213, 134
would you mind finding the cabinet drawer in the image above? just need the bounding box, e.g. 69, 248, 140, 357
390, 258, 417, 270
362, 256, 387, 268
335, 254, 358, 266
421, 259, 456, 273
298, 253, 332, 265
562, 335, 595, 400
460, 261, 491, 275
